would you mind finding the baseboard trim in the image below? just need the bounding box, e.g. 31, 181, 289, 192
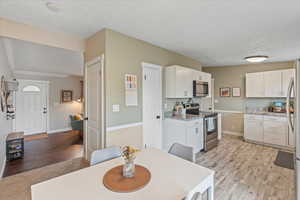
223, 131, 243, 136
107, 122, 143, 132
0, 156, 6, 179
47, 128, 72, 134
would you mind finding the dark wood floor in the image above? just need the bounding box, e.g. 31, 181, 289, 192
3, 131, 83, 177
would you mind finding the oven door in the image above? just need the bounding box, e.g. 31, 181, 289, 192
193, 81, 208, 97
205, 115, 218, 134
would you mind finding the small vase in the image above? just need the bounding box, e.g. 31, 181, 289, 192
123, 158, 135, 178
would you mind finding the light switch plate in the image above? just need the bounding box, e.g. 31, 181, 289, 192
112, 104, 120, 112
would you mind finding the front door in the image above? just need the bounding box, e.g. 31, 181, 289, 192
15, 80, 48, 135
142, 63, 162, 149
84, 56, 105, 160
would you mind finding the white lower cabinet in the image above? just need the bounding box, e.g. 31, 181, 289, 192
244, 114, 291, 148
263, 116, 287, 146
244, 115, 263, 143
163, 118, 204, 154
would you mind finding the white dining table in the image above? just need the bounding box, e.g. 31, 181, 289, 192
31, 148, 215, 200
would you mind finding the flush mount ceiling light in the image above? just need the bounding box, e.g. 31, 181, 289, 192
244, 55, 269, 63
46, 2, 60, 13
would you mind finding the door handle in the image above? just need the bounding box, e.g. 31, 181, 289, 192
156, 115, 161, 119
84, 117, 88, 121
286, 78, 294, 133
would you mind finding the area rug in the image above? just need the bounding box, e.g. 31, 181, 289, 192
274, 151, 294, 170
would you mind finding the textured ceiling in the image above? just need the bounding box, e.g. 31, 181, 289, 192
0, 37, 83, 76
0, 0, 300, 66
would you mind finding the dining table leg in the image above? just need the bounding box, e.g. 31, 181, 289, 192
207, 185, 214, 200
206, 174, 214, 200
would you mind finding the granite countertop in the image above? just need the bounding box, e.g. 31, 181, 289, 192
164, 111, 219, 121
164, 114, 204, 121
245, 111, 288, 117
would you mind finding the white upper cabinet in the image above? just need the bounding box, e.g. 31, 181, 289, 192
165, 65, 211, 98
246, 72, 264, 97
282, 69, 295, 97
246, 68, 295, 98
264, 71, 282, 97
165, 66, 193, 98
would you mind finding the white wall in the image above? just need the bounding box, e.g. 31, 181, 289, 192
14, 74, 83, 132
0, 39, 13, 177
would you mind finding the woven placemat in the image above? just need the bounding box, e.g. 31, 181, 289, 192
103, 165, 151, 193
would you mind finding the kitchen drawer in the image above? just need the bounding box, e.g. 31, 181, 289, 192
207, 132, 218, 141
206, 138, 218, 151
244, 114, 264, 120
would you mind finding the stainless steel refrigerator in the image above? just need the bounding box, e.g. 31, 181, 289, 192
287, 59, 300, 199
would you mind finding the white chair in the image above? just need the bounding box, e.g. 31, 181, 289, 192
168, 143, 194, 162
183, 192, 201, 200
90, 146, 122, 166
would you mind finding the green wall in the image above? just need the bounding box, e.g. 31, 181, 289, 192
203, 61, 295, 112
105, 29, 202, 126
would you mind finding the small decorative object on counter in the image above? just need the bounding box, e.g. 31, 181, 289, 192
122, 146, 140, 178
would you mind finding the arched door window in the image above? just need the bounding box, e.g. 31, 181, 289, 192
22, 85, 41, 92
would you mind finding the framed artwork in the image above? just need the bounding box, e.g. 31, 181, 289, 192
220, 87, 231, 97
61, 90, 73, 103
232, 87, 241, 97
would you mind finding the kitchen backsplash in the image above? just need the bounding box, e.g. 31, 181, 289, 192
164, 97, 212, 112
244, 98, 286, 112
164, 97, 286, 113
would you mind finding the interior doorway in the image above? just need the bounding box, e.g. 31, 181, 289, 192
84, 55, 106, 160
2, 37, 85, 177
142, 62, 163, 149
14, 79, 49, 135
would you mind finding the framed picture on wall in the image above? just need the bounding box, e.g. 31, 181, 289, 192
61, 90, 73, 103
220, 87, 231, 97
232, 87, 241, 97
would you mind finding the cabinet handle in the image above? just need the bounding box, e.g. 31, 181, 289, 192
195, 128, 198, 134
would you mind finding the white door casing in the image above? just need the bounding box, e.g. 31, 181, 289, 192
14, 80, 49, 135
84, 55, 106, 160
142, 62, 162, 149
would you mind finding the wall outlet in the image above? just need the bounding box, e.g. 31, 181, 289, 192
112, 104, 120, 112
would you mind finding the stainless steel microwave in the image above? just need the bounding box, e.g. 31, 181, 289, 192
193, 80, 209, 97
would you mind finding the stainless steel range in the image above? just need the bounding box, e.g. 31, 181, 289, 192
202, 112, 218, 151
185, 104, 219, 151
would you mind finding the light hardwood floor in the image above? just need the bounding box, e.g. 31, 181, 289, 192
197, 135, 295, 200
0, 136, 295, 200
0, 158, 89, 200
